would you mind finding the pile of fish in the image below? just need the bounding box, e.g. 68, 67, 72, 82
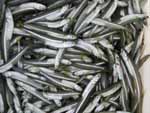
0, 0, 147, 113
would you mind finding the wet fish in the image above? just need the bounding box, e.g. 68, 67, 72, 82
39, 67, 76, 81
83, 95, 101, 113
25, 5, 69, 23
24, 24, 77, 40
0, 47, 28, 73
23, 58, 72, 67
120, 49, 142, 112
55, 48, 65, 70
13, 28, 30, 37
63, 0, 88, 32
0, 93, 4, 113
43, 91, 80, 100
41, 72, 82, 91
118, 14, 146, 25
16, 81, 51, 104
47, 0, 73, 11
0, 0, 5, 27
0, 0, 145, 113
26, 103, 45, 113
83, 31, 117, 43
24, 29, 76, 48
95, 102, 111, 112
35, 19, 69, 28
12, 2, 46, 15
74, 74, 101, 113
91, 18, 127, 30
6, 78, 23, 113
4, 71, 43, 89
102, 0, 118, 19
1, 7, 14, 62
51, 102, 77, 113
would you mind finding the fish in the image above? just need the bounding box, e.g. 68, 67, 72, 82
83, 31, 117, 44
0, 0, 145, 113
0, 0, 5, 27
76, 39, 101, 58
24, 29, 76, 48
24, 24, 77, 40
0, 46, 28, 73
102, 0, 118, 19
118, 14, 146, 25
23, 58, 72, 67
32, 48, 91, 60
113, 54, 129, 111
120, 49, 142, 112
117, 1, 128, 7
1, 7, 14, 62
74, 74, 101, 113
35, 19, 69, 28
95, 102, 111, 112
13, 28, 31, 37
63, 0, 88, 32
83, 95, 101, 113
95, 81, 122, 97
55, 48, 65, 70
26, 103, 45, 113
73, 70, 101, 76
91, 18, 127, 30
5, 86, 14, 112
73, 62, 104, 70
12, 2, 46, 15
6, 78, 23, 113
25, 5, 69, 23
39, 67, 76, 81
75, 5, 101, 34
0, 93, 4, 113
47, 0, 73, 11
16, 81, 51, 104
51, 102, 77, 113
4, 71, 43, 89
74, 0, 110, 34
43, 91, 80, 100
7, 0, 31, 6
41, 72, 82, 91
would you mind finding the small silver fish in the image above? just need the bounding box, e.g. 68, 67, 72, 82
12, 2, 46, 15
1, 7, 14, 62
